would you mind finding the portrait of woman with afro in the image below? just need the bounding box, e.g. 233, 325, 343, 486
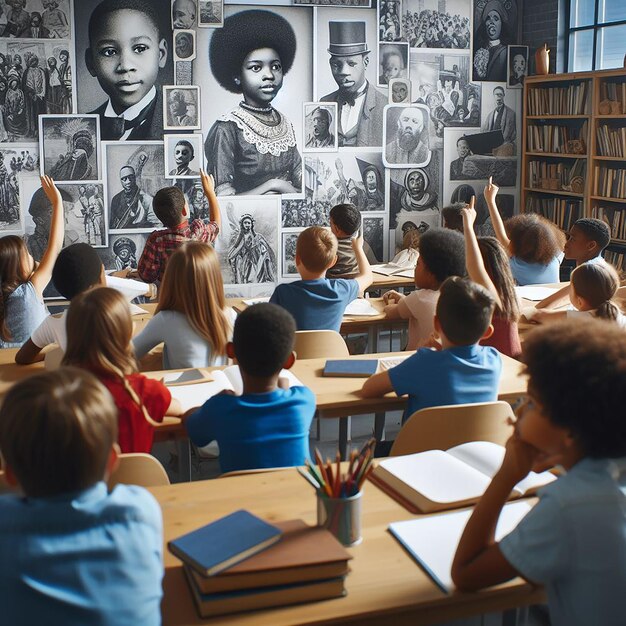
203, 9, 302, 196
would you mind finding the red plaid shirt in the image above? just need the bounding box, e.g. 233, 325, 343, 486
137, 219, 219, 284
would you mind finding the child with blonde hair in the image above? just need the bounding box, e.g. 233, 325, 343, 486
63, 287, 183, 453
133, 241, 235, 369
0, 176, 64, 347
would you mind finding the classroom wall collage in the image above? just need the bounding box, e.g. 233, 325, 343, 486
0, 0, 526, 298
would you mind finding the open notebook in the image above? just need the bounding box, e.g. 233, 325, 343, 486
389, 500, 532, 593
166, 366, 304, 412
372, 263, 415, 278
370, 441, 556, 513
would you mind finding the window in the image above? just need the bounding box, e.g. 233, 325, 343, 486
566, 0, 626, 71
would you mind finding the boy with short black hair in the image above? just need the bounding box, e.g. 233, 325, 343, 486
363, 276, 501, 422
186, 303, 316, 474
383, 228, 465, 349
85, 0, 169, 141
137, 170, 221, 284
327, 202, 361, 278
0, 368, 163, 624
15, 243, 106, 364
270, 226, 373, 331
452, 319, 626, 626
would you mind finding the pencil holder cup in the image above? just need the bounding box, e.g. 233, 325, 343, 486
317, 491, 363, 547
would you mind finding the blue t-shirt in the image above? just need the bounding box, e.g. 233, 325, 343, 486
500, 458, 626, 626
0, 482, 163, 626
509, 252, 563, 285
186, 386, 316, 474
388, 345, 502, 421
270, 278, 359, 331
0, 282, 48, 348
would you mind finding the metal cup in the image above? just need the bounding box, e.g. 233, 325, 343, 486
316, 491, 363, 547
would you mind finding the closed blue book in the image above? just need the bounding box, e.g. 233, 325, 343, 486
323, 359, 378, 377
168, 510, 282, 576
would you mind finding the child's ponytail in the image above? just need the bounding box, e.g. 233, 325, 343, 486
594, 300, 620, 322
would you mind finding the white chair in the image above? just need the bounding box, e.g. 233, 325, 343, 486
294, 330, 349, 359
107, 453, 170, 489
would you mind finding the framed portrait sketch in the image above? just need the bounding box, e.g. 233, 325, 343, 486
303, 102, 338, 153
172, 0, 198, 29
379, 0, 403, 43
281, 231, 301, 279
402, 0, 471, 48
198, 0, 224, 27
174, 29, 196, 62
295, 0, 371, 6
164, 133, 203, 179
99, 233, 150, 272
508, 45, 529, 88
383, 104, 432, 169
0, 143, 39, 235
163, 86, 201, 130
39, 114, 100, 183
389, 78, 411, 104
378, 42, 408, 88
363, 216, 386, 264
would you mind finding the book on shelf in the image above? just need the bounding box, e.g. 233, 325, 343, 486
184, 566, 346, 618
168, 510, 283, 577
369, 441, 557, 513
595, 123, 626, 158
187, 520, 352, 594
591, 205, 626, 241
526, 195, 582, 231
605, 249, 626, 270
594, 165, 626, 199
526, 121, 587, 154
527, 81, 589, 116
527, 159, 585, 191
600, 80, 626, 114
167, 365, 304, 412
388, 501, 532, 593
323, 355, 409, 377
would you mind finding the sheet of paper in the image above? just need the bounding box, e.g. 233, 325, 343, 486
106, 275, 148, 301
242, 297, 270, 306
395, 269, 416, 279
344, 299, 380, 316
168, 374, 232, 412
372, 263, 403, 276
129, 303, 147, 316
163, 369, 208, 385
515, 285, 559, 301
388, 501, 532, 592
221, 365, 303, 396
377, 356, 410, 371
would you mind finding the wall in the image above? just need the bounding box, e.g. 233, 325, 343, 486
522, 0, 560, 74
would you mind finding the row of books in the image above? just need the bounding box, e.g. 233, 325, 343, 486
590, 205, 626, 241
527, 82, 589, 116
600, 80, 626, 114
605, 249, 626, 271
527, 159, 586, 190
596, 123, 626, 157
593, 165, 626, 199
169, 511, 351, 618
527, 196, 583, 231
527, 122, 587, 154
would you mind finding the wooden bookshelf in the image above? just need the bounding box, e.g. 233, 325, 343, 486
522, 68, 626, 270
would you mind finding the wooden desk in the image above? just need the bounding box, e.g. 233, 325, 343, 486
152, 469, 544, 626
369, 272, 414, 291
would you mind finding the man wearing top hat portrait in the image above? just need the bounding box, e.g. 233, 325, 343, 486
321, 21, 386, 148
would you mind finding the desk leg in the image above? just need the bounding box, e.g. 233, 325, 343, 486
374, 412, 386, 442
338, 416, 351, 460
177, 438, 191, 482
368, 326, 378, 354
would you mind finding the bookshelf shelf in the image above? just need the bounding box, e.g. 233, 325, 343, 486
595, 115, 626, 119
525, 152, 588, 158
593, 156, 626, 161
590, 195, 626, 203
526, 115, 589, 119
524, 187, 584, 198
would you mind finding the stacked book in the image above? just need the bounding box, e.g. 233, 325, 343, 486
596, 123, 626, 158
600, 81, 626, 114
527, 122, 586, 154
527, 159, 585, 190
591, 205, 626, 241
527, 82, 589, 116
527, 196, 582, 231
168, 510, 352, 618
594, 166, 626, 199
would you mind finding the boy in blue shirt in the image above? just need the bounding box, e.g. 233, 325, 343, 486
452, 319, 626, 626
0, 368, 163, 626
362, 276, 501, 421
186, 303, 316, 474
270, 226, 373, 331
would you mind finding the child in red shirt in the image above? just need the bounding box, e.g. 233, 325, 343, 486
63, 287, 183, 452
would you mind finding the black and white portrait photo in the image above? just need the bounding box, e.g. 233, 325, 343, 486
389, 78, 411, 104
378, 42, 408, 87
0, 144, 38, 234
0, 40, 73, 142
402, 0, 471, 48
163, 86, 200, 130
363, 216, 385, 263
472, 0, 519, 82
198, 0, 223, 28
295, 0, 371, 6
281, 198, 331, 229
39, 115, 100, 183
104, 141, 164, 232
304, 152, 385, 213
1, 0, 72, 38
316, 12, 386, 148
73, 0, 174, 141
508, 45, 528, 88
303, 103, 338, 152
172, 0, 196, 29
281, 231, 299, 278
165, 133, 202, 179
392, 208, 440, 251
98, 233, 149, 272
198, 7, 310, 197
174, 30, 196, 62
214, 196, 280, 286
481, 83, 518, 153
379, 0, 402, 42
383, 104, 431, 168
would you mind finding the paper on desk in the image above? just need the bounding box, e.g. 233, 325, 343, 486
515, 285, 559, 301
388, 500, 531, 593
130, 303, 146, 316
106, 275, 149, 301
344, 298, 380, 316
242, 297, 270, 306
163, 369, 208, 385
394, 269, 416, 279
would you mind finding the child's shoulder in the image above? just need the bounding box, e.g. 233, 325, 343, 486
107, 483, 162, 526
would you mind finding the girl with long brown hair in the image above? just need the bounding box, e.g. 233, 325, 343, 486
63, 287, 183, 453
133, 241, 234, 369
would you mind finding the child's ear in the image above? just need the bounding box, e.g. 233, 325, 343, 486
182, 200, 189, 217
226, 342, 236, 359
481, 323, 495, 340
158, 38, 168, 69
104, 443, 120, 481
282, 350, 296, 370
329, 254, 338, 269
433, 314, 441, 335
85, 48, 96, 78
99, 264, 106, 286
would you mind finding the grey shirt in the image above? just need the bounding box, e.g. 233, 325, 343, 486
326, 237, 358, 279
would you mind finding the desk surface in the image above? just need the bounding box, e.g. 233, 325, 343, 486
152, 469, 543, 626
369, 272, 414, 290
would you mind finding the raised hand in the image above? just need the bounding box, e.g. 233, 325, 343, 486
483, 176, 499, 205
41, 175, 62, 207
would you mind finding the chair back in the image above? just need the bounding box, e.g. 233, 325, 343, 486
107, 453, 170, 489
44, 346, 63, 370
390, 401, 514, 456
294, 330, 349, 359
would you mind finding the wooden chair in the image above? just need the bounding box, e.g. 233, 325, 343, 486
219, 466, 292, 478
294, 330, 349, 359
44, 346, 63, 370
107, 453, 170, 489
390, 401, 514, 457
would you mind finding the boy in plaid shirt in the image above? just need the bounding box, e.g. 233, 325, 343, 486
136, 170, 221, 284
